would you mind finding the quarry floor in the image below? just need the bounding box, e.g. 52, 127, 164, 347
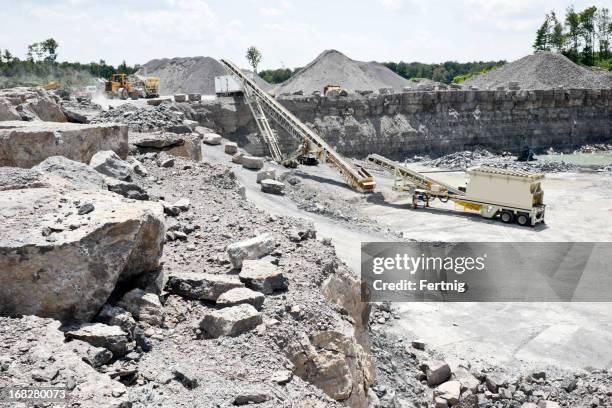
203, 143, 612, 375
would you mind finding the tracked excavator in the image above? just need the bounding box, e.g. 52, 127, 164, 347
220, 59, 375, 193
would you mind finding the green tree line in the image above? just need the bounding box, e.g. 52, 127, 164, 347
533, 5, 612, 68
258, 67, 302, 84
0, 38, 139, 89
382, 61, 506, 84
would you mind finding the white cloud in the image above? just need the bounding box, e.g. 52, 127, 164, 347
379, 0, 404, 11
260, 7, 283, 16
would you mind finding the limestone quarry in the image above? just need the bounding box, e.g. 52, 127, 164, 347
1, 40, 612, 408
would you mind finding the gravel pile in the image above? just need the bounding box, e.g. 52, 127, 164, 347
276, 49, 410, 95
137, 56, 227, 96
463, 51, 612, 90
92, 103, 184, 132
137, 56, 273, 95
423, 149, 580, 173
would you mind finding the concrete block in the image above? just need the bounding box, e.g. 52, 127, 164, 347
260, 179, 285, 195
242, 155, 264, 170
232, 152, 244, 164
188, 93, 202, 102
202, 133, 222, 145
256, 169, 276, 183
224, 142, 238, 154
174, 94, 188, 102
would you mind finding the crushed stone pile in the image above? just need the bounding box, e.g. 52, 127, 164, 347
137, 56, 226, 96
276, 49, 410, 95
91, 103, 184, 132
423, 149, 579, 173
463, 51, 612, 90
137, 56, 273, 95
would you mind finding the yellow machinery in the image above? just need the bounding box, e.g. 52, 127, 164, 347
366, 154, 545, 226
40, 81, 58, 91
105, 73, 137, 100
137, 75, 160, 98
105, 74, 160, 99
323, 85, 347, 96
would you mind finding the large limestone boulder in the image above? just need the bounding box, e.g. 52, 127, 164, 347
26, 97, 67, 122
0, 185, 165, 322
0, 121, 128, 168
33, 156, 148, 201
33, 155, 107, 190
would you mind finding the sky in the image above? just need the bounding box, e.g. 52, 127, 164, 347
0, 0, 603, 69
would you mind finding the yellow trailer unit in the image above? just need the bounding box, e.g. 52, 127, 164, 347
460, 167, 545, 226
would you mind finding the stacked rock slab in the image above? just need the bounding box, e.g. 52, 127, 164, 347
0, 121, 128, 168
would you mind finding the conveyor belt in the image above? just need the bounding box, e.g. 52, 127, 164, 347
220, 59, 375, 193
366, 154, 464, 196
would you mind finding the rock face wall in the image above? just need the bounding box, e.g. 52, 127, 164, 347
194, 89, 612, 158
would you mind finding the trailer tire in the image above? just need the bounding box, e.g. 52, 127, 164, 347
500, 210, 514, 223
516, 213, 530, 226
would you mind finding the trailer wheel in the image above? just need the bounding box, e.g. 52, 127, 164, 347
516, 213, 529, 226
500, 210, 514, 223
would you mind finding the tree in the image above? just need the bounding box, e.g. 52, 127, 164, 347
3, 49, 13, 63
549, 11, 566, 52
246, 46, 262, 74
41, 38, 59, 63
579, 6, 597, 65
596, 7, 611, 59
534, 14, 552, 51
117, 59, 129, 73
565, 6, 582, 56
26, 43, 38, 62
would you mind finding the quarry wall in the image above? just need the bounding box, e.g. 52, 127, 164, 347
194, 88, 612, 158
